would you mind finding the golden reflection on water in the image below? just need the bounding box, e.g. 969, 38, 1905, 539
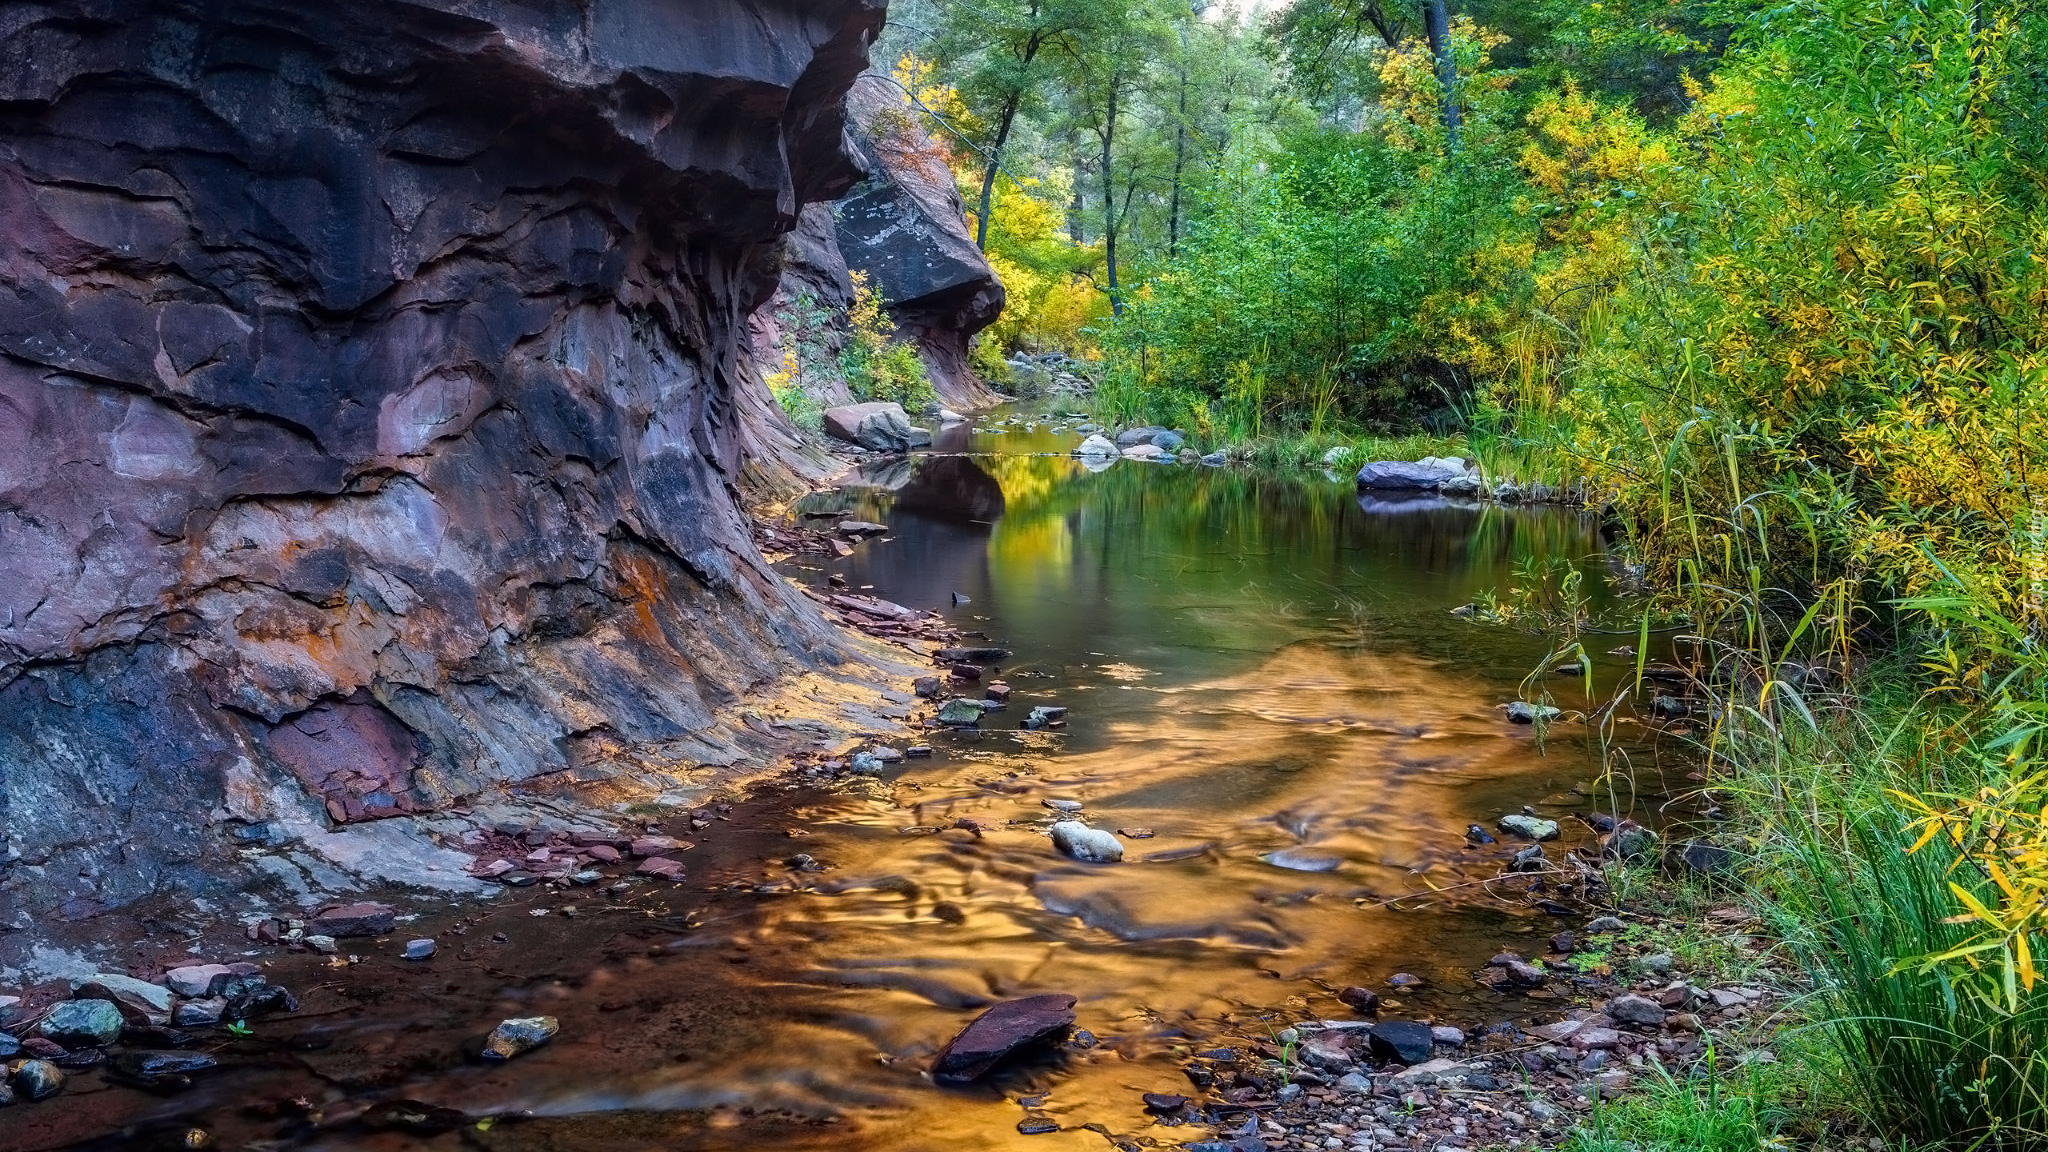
351, 428, 1628, 1151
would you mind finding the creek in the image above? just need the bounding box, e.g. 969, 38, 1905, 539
29, 409, 1684, 1152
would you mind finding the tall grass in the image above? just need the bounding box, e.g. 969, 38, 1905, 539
1711, 685, 2048, 1151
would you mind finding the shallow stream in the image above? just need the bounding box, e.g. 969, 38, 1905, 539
25, 409, 1693, 1152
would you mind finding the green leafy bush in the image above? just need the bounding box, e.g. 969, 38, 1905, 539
842, 270, 936, 410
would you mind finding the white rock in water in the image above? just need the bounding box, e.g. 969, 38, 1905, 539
1121, 443, 1166, 461
1050, 821, 1124, 863
1076, 434, 1120, 459
1263, 847, 1344, 872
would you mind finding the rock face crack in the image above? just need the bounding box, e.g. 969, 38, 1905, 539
0, 0, 889, 946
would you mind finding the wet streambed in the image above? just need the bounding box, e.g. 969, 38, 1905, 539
22, 408, 1690, 1152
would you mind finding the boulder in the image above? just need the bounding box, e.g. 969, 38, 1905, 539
937, 699, 985, 727
1354, 460, 1465, 490
1366, 1020, 1435, 1065
823, 402, 931, 452
74, 975, 172, 1024
1114, 426, 1172, 447
1076, 434, 1121, 459
40, 1000, 123, 1048
1498, 814, 1561, 841
930, 994, 1077, 1083
1121, 443, 1167, 462
164, 965, 233, 999
1049, 822, 1124, 863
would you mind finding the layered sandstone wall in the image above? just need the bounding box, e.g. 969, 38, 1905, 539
0, 0, 887, 934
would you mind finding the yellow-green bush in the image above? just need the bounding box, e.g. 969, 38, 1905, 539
1552, 0, 2048, 632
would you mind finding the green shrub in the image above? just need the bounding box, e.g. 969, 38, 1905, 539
842, 270, 935, 410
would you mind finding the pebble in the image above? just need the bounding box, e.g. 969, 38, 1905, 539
1338, 986, 1381, 1014
403, 939, 437, 961
173, 999, 225, 1027
481, 1016, 559, 1060
1607, 993, 1668, 1026
11, 1058, 65, 1100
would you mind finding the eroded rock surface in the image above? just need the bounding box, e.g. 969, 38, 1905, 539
0, 0, 886, 949
838, 77, 1007, 409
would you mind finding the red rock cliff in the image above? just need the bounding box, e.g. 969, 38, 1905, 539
0, 0, 886, 933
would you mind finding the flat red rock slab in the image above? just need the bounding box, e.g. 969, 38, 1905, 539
930, 994, 1076, 1084
308, 902, 396, 938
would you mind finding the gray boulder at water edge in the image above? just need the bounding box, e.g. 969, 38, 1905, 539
1050, 821, 1124, 862
1354, 457, 1468, 490
823, 402, 933, 452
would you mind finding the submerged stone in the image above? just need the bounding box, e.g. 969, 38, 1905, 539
1498, 814, 1560, 841
1505, 701, 1562, 724
930, 994, 1077, 1083
481, 1016, 559, 1061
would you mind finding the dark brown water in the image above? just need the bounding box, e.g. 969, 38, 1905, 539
20, 409, 1679, 1152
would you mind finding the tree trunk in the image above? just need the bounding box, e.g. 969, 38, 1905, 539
974, 90, 1021, 251
1168, 58, 1187, 258
972, 31, 1045, 252
1424, 0, 1459, 145
1100, 75, 1122, 316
